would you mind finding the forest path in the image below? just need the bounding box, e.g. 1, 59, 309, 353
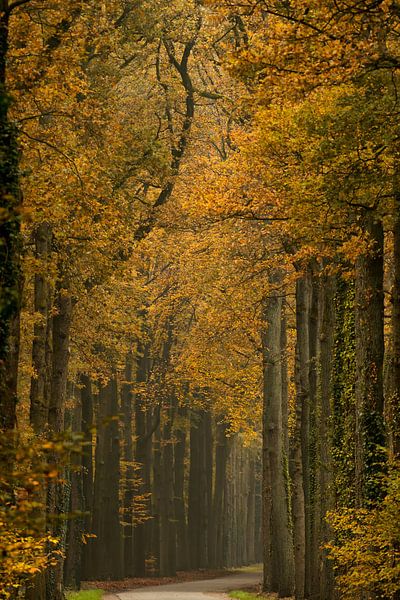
104, 570, 262, 600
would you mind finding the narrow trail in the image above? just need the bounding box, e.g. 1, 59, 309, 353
104, 570, 262, 600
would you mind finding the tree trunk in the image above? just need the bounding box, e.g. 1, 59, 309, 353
188, 408, 209, 569
46, 278, 72, 600
91, 377, 122, 580
315, 271, 335, 600
133, 343, 151, 577
389, 195, 400, 457
246, 450, 256, 565
254, 451, 263, 563
223, 435, 235, 567
30, 223, 52, 432
238, 445, 247, 566
355, 214, 385, 505
290, 275, 310, 600
81, 375, 94, 580
103, 376, 123, 580
122, 351, 135, 576
159, 401, 176, 576
308, 267, 319, 599
262, 278, 294, 597
331, 279, 356, 508
64, 389, 84, 590
188, 409, 201, 569
174, 404, 188, 571
26, 226, 52, 600
151, 417, 161, 576
213, 420, 228, 568
144, 406, 155, 566
91, 386, 107, 578
0, 6, 22, 430
48, 281, 72, 433
204, 409, 213, 568
281, 306, 290, 463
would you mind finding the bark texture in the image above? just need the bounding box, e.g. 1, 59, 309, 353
262, 279, 294, 597
30, 223, 52, 432
0, 5, 22, 431
122, 352, 135, 577
355, 215, 385, 505
290, 275, 310, 600
46, 279, 72, 600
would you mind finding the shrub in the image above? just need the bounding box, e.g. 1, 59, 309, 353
326, 462, 400, 599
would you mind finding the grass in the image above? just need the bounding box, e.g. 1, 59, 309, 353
66, 591, 103, 600
236, 563, 263, 573
230, 590, 293, 600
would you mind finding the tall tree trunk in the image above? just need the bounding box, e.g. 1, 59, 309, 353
188, 408, 209, 569
46, 278, 72, 600
81, 375, 94, 580
308, 267, 319, 599
204, 409, 213, 568
133, 343, 151, 577
151, 420, 161, 576
281, 306, 290, 463
30, 223, 52, 431
0, 5, 22, 430
26, 225, 52, 600
188, 409, 201, 569
174, 404, 188, 571
290, 275, 310, 600
355, 214, 385, 505
246, 449, 256, 566
315, 271, 335, 600
389, 194, 400, 457
213, 420, 228, 568
48, 281, 72, 433
199, 410, 209, 568
254, 451, 263, 563
122, 351, 135, 577
144, 405, 155, 566
262, 278, 294, 597
91, 377, 122, 580
238, 445, 247, 566
64, 389, 84, 590
223, 435, 235, 567
91, 385, 107, 578
103, 375, 123, 580
332, 278, 356, 508
231, 440, 238, 567
159, 401, 176, 576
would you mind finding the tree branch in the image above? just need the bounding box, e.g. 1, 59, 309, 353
7, 0, 31, 14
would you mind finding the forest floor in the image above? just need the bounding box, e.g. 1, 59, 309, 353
100, 570, 262, 599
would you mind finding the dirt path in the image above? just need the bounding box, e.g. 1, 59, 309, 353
104, 570, 262, 600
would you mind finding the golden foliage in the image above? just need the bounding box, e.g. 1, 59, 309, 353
0, 433, 80, 598
326, 463, 400, 599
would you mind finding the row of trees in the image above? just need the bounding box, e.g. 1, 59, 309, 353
68, 377, 261, 586
204, 1, 400, 598
73, 379, 261, 588
0, 2, 262, 598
